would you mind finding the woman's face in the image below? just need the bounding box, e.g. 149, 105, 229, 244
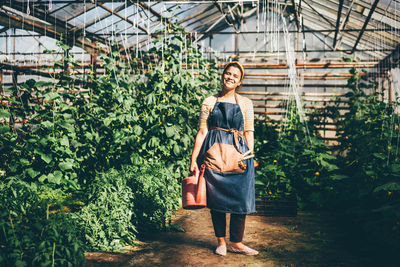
223, 66, 242, 91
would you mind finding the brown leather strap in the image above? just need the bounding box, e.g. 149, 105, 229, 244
209, 127, 244, 154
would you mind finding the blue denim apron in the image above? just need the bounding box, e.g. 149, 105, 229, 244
197, 94, 256, 214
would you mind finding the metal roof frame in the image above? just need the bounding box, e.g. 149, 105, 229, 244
0, 0, 399, 69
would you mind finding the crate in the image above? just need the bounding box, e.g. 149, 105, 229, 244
251, 194, 297, 217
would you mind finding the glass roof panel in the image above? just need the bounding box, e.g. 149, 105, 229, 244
67, 6, 109, 28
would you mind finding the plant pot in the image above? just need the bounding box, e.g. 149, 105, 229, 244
251, 194, 297, 217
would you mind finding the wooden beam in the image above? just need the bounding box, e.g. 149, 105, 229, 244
238, 91, 348, 97
218, 62, 378, 69
242, 84, 347, 88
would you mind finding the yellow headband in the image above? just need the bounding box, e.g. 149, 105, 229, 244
224, 61, 245, 81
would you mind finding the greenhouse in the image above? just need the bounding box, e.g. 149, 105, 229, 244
0, 0, 399, 266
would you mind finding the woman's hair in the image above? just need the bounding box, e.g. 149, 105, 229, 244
222, 61, 245, 81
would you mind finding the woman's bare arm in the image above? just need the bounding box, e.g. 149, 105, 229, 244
190, 128, 208, 173
244, 130, 254, 153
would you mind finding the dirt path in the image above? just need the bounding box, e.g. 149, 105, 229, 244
85, 208, 396, 267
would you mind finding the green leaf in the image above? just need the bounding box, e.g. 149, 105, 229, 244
53, 171, 63, 184
145, 93, 156, 105
60, 136, 70, 147
38, 174, 47, 183
35, 81, 53, 87
165, 126, 174, 138
173, 143, 181, 156
44, 92, 60, 100
41, 121, 54, 129
181, 134, 191, 148
26, 168, 40, 178
47, 173, 56, 183
19, 158, 30, 166
373, 182, 400, 193
330, 174, 349, 180
0, 109, 9, 118
0, 125, 10, 134
133, 125, 143, 136
40, 153, 52, 164
255, 180, 266, 185
391, 164, 400, 173
59, 160, 73, 171
372, 153, 386, 160
104, 118, 111, 127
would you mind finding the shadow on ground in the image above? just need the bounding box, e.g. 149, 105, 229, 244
86, 209, 399, 267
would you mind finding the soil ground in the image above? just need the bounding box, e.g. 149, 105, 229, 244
85, 208, 397, 267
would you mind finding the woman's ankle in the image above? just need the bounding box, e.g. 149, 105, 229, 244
217, 237, 226, 246
230, 241, 245, 249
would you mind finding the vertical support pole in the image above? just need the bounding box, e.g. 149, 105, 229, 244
63, 48, 70, 75
10, 71, 18, 132
91, 41, 97, 78
388, 72, 392, 103
0, 70, 3, 95
12, 71, 18, 89
235, 32, 239, 60
209, 36, 212, 61
13, 28, 16, 62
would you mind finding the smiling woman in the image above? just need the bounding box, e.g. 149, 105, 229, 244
189, 61, 257, 256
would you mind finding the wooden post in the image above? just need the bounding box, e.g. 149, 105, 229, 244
0, 70, 3, 95
63, 47, 70, 75
10, 71, 18, 132
91, 41, 97, 78
388, 72, 392, 103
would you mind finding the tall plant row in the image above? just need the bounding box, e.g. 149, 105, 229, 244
253, 65, 400, 249
0, 25, 220, 265
0, 25, 219, 191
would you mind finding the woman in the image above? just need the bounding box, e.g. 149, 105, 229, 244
190, 61, 258, 256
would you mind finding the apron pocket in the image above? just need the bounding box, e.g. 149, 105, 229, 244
203, 142, 245, 173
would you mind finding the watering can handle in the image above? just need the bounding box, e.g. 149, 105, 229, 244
198, 164, 206, 178
196, 164, 206, 200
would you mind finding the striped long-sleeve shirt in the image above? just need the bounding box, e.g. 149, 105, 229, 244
198, 93, 254, 132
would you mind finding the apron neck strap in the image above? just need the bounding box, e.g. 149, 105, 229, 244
234, 93, 239, 105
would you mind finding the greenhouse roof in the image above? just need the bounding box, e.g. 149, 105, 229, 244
0, 0, 399, 69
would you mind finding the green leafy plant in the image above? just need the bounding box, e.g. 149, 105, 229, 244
254, 99, 339, 208
328, 66, 400, 247
0, 178, 86, 266
71, 168, 137, 252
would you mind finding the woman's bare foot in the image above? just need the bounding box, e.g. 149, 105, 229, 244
215, 237, 227, 256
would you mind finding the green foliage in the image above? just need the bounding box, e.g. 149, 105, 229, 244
328, 67, 400, 247
71, 161, 181, 251
126, 161, 181, 234
0, 26, 219, 192
0, 25, 218, 260
131, 24, 220, 178
0, 178, 85, 266
254, 100, 339, 208
71, 168, 136, 252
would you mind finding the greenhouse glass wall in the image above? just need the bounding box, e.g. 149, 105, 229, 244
0, 0, 399, 266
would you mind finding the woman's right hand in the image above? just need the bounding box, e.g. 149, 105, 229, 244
190, 161, 198, 175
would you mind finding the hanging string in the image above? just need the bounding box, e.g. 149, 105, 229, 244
82, 0, 86, 69
27, 0, 30, 15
